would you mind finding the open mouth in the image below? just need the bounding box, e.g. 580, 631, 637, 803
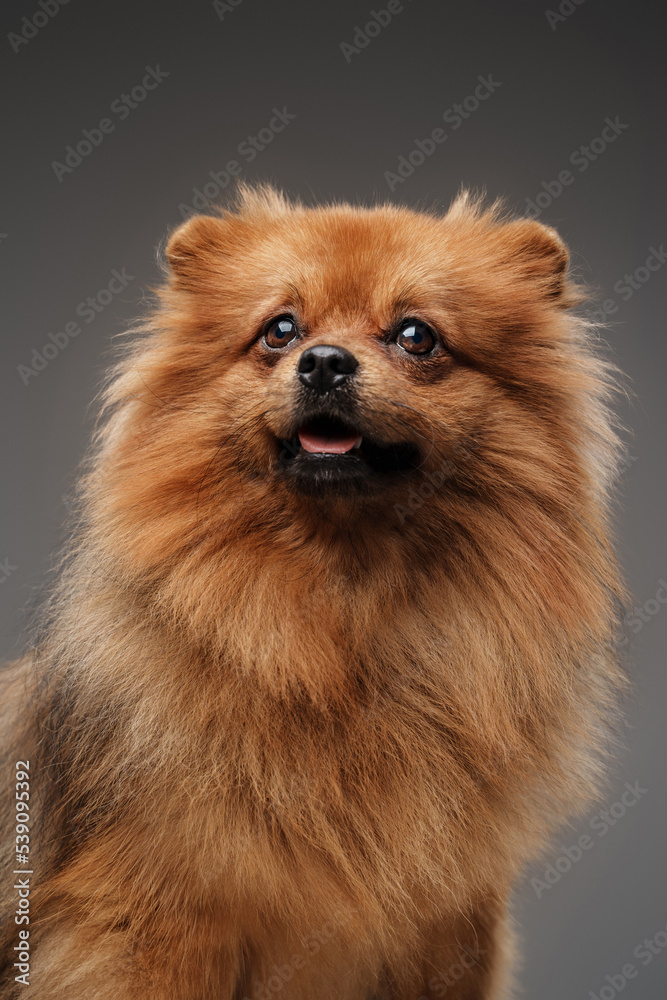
298, 416, 363, 456
277, 414, 420, 494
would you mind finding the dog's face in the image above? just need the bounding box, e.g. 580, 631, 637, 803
96, 188, 604, 587
163, 189, 573, 497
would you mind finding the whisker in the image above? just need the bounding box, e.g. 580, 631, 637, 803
386, 400, 465, 469
378, 409, 438, 469
135, 373, 197, 413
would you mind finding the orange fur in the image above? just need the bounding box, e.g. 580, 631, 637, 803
0, 186, 626, 999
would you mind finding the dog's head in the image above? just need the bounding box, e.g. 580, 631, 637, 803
92, 187, 617, 592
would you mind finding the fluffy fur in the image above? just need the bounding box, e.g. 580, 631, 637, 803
0, 186, 626, 999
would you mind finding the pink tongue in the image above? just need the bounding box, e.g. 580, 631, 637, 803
298, 427, 362, 455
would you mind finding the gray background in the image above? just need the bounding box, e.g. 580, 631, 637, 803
1, 0, 665, 996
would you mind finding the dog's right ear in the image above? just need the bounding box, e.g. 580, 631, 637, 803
165, 215, 228, 284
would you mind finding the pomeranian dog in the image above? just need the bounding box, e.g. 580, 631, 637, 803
0, 185, 625, 999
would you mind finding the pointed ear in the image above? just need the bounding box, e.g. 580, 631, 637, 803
501, 218, 571, 303
165, 214, 229, 283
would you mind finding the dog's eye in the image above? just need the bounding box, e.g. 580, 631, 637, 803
264, 316, 298, 349
395, 320, 436, 356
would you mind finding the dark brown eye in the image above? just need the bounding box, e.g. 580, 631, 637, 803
395, 320, 436, 356
264, 316, 298, 349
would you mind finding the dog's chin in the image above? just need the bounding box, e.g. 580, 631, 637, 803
273, 414, 422, 497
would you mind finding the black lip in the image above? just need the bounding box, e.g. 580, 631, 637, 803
275, 413, 421, 495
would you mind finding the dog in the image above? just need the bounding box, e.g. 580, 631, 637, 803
0, 185, 626, 999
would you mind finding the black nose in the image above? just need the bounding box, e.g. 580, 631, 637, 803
296, 345, 359, 394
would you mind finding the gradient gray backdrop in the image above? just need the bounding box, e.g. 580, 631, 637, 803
1, 1, 665, 997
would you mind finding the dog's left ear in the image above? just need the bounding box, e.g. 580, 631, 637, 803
501, 218, 572, 304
